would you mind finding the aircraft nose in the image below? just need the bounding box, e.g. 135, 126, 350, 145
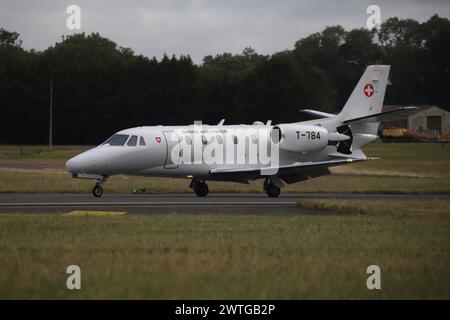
65, 152, 94, 173
65, 157, 80, 173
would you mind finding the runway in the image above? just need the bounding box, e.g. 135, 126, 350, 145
0, 193, 448, 214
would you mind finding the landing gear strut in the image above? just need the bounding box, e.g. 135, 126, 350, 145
92, 176, 107, 198
264, 178, 281, 198
191, 180, 209, 197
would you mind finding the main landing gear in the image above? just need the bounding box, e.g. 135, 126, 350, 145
263, 178, 281, 198
189, 179, 281, 198
191, 180, 209, 197
92, 176, 107, 198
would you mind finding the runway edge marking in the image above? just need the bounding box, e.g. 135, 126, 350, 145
63, 211, 127, 217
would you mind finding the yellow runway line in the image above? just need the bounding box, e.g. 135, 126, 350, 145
63, 211, 127, 217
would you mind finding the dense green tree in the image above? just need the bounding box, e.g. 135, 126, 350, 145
0, 28, 22, 47
0, 15, 449, 144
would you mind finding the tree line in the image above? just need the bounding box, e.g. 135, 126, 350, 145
0, 15, 449, 144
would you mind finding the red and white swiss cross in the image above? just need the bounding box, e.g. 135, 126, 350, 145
363, 83, 374, 97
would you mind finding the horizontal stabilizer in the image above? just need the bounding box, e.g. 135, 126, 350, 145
300, 109, 336, 119
343, 107, 418, 125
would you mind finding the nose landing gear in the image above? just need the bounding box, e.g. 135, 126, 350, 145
92, 176, 107, 198
92, 183, 103, 197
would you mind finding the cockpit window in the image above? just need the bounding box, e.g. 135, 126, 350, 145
139, 137, 146, 146
103, 134, 129, 146
127, 135, 138, 146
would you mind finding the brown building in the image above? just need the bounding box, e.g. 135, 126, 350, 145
382, 105, 450, 138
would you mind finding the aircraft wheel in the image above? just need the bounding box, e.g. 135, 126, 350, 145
263, 178, 269, 191
193, 181, 209, 197
265, 182, 281, 198
92, 184, 103, 198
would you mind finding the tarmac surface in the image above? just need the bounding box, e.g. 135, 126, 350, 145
0, 193, 448, 214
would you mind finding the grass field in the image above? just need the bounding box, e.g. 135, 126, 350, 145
0, 145, 87, 160
1, 168, 450, 194
0, 200, 449, 299
0, 142, 449, 194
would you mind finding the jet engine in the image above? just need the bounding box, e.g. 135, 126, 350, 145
271, 124, 350, 153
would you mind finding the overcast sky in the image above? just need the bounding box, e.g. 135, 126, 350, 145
1, 0, 449, 63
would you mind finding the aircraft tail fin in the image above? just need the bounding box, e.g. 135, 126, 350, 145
336, 65, 390, 135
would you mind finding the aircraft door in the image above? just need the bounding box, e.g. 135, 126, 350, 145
163, 131, 181, 169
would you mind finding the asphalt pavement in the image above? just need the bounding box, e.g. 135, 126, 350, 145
0, 193, 447, 214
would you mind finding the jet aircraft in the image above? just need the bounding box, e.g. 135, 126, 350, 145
66, 65, 414, 197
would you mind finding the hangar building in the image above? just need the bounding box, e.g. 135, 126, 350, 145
382, 105, 450, 138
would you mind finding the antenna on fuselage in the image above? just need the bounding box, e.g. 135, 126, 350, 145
217, 119, 225, 125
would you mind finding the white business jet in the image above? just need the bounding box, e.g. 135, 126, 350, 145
66, 65, 414, 197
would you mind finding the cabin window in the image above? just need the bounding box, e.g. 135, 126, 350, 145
202, 135, 208, 145
233, 135, 238, 144
216, 135, 223, 144
139, 137, 146, 146
103, 134, 129, 146
127, 135, 138, 146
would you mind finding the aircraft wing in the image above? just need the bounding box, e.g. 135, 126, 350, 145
209, 158, 371, 183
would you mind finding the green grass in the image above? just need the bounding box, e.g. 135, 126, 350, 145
296, 199, 450, 217
1, 168, 450, 194
0, 142, 449, 194
0, 200, 449, 299
342, 142, 450, 178
0, 145, 89, 160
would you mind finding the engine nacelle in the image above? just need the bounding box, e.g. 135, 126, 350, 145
272, 124, 329, 152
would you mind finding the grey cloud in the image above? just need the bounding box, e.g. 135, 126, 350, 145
0, 0, 449, 63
